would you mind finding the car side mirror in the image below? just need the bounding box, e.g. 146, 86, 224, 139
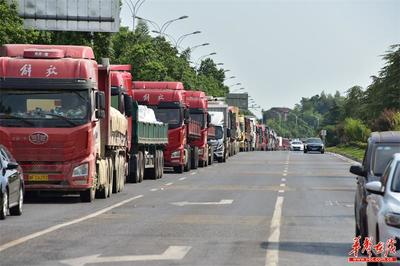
350, 165, 366, 177
124, 94, 133, 117
6, 162, 19, 170
96, 91, 106, 111
365, 181, 384, 195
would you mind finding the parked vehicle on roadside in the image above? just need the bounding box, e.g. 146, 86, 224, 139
290, 139, 304, 151
132, 82, 201, 173
365, 153, 400, 264
350, 131, 400, 242
186, 91, 212, 168
208, 99, 230, 162
0, 145, 24, 220
0, 44, 131, 202
304, 138, 325, 153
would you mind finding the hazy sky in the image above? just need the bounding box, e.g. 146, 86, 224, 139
120, 0, 400, 117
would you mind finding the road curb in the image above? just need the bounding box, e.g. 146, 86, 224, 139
327, 152, 360, 165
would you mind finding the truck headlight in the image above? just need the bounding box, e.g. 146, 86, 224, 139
72, 163, 89, 177
385, 212, 400, 228
171, 150, 181, 159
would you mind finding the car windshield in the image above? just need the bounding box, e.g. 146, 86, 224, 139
0, 89, 90, 128
306, 138, 322, 144
190, 113, 206, 128
292, 141, 302, 144
391, 162, 400, 192
152, 108, 182, 129
373, 144, 400, 176
215, 126, 223, 139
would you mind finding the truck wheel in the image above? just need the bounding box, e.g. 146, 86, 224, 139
127, 154, 140, 183
159, 150, 164, 178
95, 160, 108, 199
138, 151, 144, 182
10, 186, 23, 216
112, 155, 119, 193
80, 187, 95, 203
157, 150, 163, 179
107, 158, 113, 198
118, 154, 125, 192
145, 150, 157, 180
174, 165, 184, 173
191, 147, 199, 170
184, 148, 191, 172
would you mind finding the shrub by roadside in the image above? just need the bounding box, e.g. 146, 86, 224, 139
327, 145, 364, 162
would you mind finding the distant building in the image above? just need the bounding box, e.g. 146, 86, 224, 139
262, 107, 292, 123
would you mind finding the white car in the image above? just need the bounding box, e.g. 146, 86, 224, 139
365, 153, 400, 263
290, 140, 304, 151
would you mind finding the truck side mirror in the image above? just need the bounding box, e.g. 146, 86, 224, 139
124, 94, 133, 117
207, 113, 211, 127
96, 91, 106, 111
95, 110, 106, 119
227, 128, 231, 138
184, 109, 190, 124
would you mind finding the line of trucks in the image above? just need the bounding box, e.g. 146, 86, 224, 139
0, 44, 280, 202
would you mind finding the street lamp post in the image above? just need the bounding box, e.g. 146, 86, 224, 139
224, 76, 236, 81
176, 31, 201, 47
189, 43, 210, 53
136, 15, 189, 34
228, 82, 241, 88
126, 0, 146, 31
195, 52, 217, 67
152, 30, 201, 49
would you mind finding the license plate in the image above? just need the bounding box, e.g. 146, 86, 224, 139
28, 174, 48, 181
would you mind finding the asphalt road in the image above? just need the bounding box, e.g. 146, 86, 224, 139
0, 151, 356, 266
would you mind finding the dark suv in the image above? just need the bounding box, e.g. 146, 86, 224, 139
304, 138, 325, 154
350, 131, 400, 240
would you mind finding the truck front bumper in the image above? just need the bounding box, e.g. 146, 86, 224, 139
164, 147, 185, 167
22, 154, 96, 192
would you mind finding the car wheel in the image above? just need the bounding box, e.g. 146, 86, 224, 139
10, 186, 23, 216
0, 189, 8, 220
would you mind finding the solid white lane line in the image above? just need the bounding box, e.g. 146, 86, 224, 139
150, 188, 159, 192
0, 195, 144, 253
265, 196, 284, 266
178, 177, 187, 181
165, 182, 173, 186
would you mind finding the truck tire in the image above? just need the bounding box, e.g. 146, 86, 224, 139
191, 147, 199, 169
118, 154, 125, 192
208, 148, 214, 165
95, 160, 108, 199
138, 151, 144, 182
80, 187, 95, 203
174, 165, 184, 173
157, 150, 163, 179
127, 154, 140, 183
107, 158, 113, 198
184, 148, 191, 172
145, 150, 158, 180
160, 150, 164, 178
112, 154, 119, 194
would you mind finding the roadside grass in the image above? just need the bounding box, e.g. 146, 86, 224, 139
327, 145, 364, 162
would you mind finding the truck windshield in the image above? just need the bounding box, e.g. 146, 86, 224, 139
372, 144, 400, 176
152, 108, 182, 129
0, 89, 90, 128
190, 113, 206, 128
215, 126, 223, 139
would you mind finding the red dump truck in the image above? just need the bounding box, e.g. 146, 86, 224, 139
185, 91, 212, 168
132, 82, 201, 173
0, 44, 130, 202
110, 67, 168, 183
